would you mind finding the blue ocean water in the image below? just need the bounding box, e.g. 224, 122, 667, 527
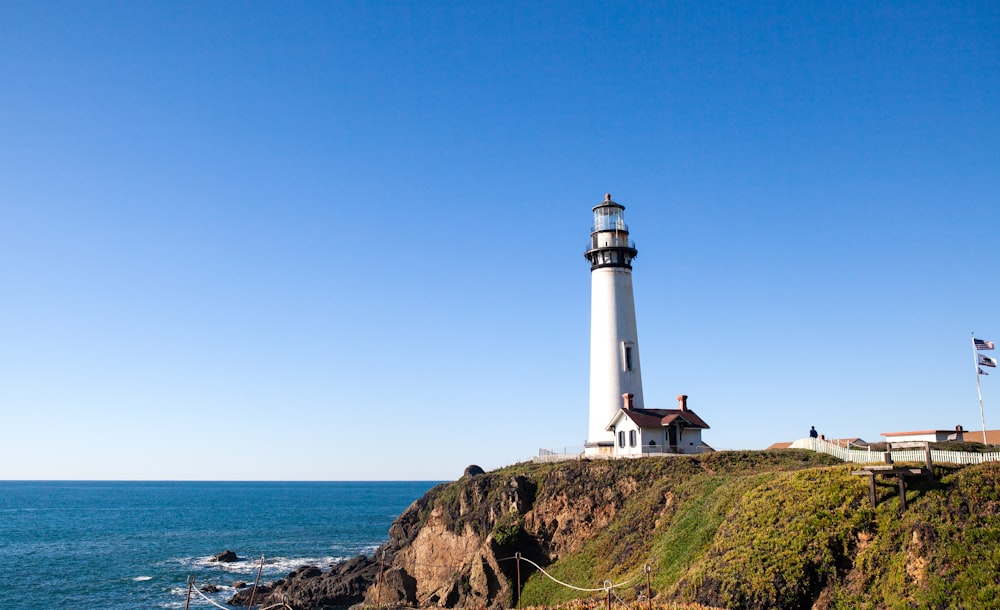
0, 481, 438, 609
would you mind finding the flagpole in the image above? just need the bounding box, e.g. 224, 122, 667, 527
973, 333, 987, 445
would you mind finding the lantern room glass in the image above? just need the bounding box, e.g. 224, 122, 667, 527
593, 206, 628, 233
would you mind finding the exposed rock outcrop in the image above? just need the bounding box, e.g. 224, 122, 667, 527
229, 453, 1000, 610
229, 559, 376, 608
229, 460, 672, 609
210, 549, 238, 562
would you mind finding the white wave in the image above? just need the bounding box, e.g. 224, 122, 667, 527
264, 555, 348, 574
133, 575, 153, 581
167, 554, 350, 577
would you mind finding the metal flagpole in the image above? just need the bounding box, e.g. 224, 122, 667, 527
973, 333, 987, 445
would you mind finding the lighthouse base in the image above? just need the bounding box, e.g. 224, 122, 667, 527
583, 441, 615, 457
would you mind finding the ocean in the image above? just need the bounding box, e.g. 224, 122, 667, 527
0, 480, 439, 609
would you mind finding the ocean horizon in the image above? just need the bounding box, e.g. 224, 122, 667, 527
0, 480, 440, 609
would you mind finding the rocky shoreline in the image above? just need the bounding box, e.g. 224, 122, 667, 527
224, 459, 640, 609
228, 471, 447, 609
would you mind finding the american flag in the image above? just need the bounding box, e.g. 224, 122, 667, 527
980, 367, 990, 376
974, 338, 995, 351
979, 354, 998, 368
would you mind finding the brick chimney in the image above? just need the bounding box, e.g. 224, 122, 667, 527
622, 393, 634, 410
677, 394, 688, 411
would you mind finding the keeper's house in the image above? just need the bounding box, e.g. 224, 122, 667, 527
606, 394, 710, 456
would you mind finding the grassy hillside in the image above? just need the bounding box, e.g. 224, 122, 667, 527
498, 452, 1000, 610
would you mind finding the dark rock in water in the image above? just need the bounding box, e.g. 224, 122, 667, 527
200, 584, 221, 593
464, 464, 485, 477
210, 549, 239, 562
227, 557, 377, 608
232, 581, 247, 589
229, 583, 273, 606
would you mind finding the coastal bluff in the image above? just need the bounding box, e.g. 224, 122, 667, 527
230, 452, 1000, 609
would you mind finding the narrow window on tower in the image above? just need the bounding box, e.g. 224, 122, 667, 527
622, 342, 634, 372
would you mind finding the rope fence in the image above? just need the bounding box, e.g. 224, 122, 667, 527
186, 548, 659, 610
490, 553, 652, 610
187, 578, 295, 610
185, 554, 294, 610
367, 549, 657, 610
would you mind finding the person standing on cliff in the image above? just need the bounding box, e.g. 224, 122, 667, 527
809, 426, 818, 439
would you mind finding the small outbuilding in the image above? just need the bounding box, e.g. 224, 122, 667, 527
830, 437, 870, 449
881, 426, 966, 444
606, 394, 710, 456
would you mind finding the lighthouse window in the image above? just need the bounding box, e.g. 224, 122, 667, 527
622, 343, 634, 372
628, 430, 637, 447
618, 431, 626, 448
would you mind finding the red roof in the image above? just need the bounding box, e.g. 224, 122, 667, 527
617, 408, 710, 430
957, 429, 1000, 444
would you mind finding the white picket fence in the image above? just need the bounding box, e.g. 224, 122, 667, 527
790, 438, 1000, 465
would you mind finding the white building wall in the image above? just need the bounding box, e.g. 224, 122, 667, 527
677, 428, 704, 454
640, 427, 667, 453
884, 431, 961, 443
611, 416, 643, 457
588, 267, 644, 447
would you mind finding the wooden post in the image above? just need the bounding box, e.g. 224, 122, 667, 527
515, 553, 521, 608
867, 472, 877, 508
247, 554, 265, 610
897, 475, 907, 513
184, 576, 194, 610
645, 564, 652, 610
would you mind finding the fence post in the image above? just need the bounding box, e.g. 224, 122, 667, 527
184, 576, 194, 610
247, 554, 265, 610
515, 552, 521, 608
644, 564, 652, 610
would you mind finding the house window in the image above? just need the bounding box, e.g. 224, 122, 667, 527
629, 430, 637, 447
622, 342, 634, 372
618, 431, 626, 448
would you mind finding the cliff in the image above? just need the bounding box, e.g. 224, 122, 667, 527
231, 451, 1000, 609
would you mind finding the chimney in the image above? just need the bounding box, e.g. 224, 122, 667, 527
622, 393, 634, 410
677, 394, 688, 411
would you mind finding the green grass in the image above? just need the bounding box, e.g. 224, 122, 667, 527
515, 451, 840, 608
416, 452, 1000, 609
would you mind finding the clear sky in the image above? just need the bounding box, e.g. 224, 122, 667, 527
1, 1, 997, 480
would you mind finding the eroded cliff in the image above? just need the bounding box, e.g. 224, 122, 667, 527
231, 451, 1000, 610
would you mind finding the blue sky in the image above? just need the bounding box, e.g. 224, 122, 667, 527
1, 1, 997, 480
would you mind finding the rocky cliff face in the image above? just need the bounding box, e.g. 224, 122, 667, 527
231, 454, 1000, 610
230, 458, 690, 609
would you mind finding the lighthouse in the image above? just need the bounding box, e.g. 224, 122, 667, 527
584, 194, 645, 455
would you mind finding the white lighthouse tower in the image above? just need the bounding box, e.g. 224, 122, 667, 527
584, 194, 645, 455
